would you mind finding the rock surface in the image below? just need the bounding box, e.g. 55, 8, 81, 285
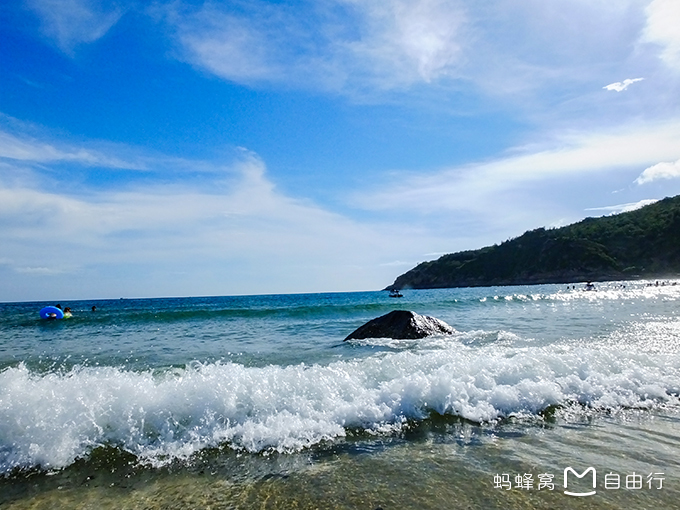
344, 310, 454, 340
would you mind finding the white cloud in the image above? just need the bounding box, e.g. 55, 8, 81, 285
165, 0, 467, 92
643, 0, 680, 70
15, 266, 67, 275
161, 0, 668, 112
466, 1, 643, 86
1, 154, 328, 247
174, 7, 280, 83
25, 0, 125, 53
603, 78, 644, 92
585, 199, 659, 215
635, 159, 680, 184
22, 0, 667, 107
354, 121, 680, 214
337, 0, 466, 87
0, 142, 442, 298
0, 129, 144, 169
379, 260, 413, 267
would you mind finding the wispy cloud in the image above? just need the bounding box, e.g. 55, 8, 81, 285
170, 4, 282, 83
354, 121, 680, 214
643, 0, 680, 71
0, 115, 240, 178
0, 136, 440, 297
164, 0, 468, 93
159, 0, 669, 118
0, 129, 144, 169
21, 0, 676, 109
1, 153, 342, 246
25, 0, 126, 53
15, 266, 68, 276
585, 199, 659, 215
337, 0, 467, 87
635, 159, 680, 185
603, 78, 644, 92
378, 260, 413, 267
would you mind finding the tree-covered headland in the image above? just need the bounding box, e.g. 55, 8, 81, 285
389, 195, 680, 289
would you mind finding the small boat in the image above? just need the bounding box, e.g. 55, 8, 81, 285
389, 289, 403, 298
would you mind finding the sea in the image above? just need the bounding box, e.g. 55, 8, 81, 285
1, 281, 679, 509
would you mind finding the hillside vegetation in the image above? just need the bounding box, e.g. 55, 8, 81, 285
389, 195, 680, 289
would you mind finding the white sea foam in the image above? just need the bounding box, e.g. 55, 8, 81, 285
1, 342, 679, 474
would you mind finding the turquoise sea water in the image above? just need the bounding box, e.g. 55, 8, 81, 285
1, 282, 680, 509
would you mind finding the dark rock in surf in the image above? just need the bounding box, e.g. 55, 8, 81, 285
344, 310, 454, 341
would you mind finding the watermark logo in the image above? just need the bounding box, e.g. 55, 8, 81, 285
493, 468, 664, 496
564, 467, 597, 497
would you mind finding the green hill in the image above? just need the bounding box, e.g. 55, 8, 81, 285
389, 195, 680, 289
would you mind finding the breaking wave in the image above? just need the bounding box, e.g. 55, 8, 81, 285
2, 339, 679, 475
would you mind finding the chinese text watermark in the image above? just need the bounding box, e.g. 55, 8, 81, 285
493, 468, 665, 497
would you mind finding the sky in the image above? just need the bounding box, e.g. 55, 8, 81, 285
1, 0, 680, 301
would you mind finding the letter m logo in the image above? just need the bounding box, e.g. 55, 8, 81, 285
564, 467, 597, 497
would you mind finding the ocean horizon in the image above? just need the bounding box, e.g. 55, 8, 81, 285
1, 280, 679, 509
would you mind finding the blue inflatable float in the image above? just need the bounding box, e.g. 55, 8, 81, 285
40, 306, 64, 319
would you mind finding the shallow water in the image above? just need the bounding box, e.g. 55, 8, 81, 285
1, 281, 679, 508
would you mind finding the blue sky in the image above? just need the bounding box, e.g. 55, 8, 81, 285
2, 0, 680, 301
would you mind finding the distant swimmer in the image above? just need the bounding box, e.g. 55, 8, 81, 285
585, 282, 595, 291
64, 307, 73, 318
91, 305, 97, 312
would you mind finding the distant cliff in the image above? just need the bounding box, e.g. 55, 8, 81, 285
389, 195, 680, 289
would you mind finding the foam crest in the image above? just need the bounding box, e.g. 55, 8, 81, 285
2, 343, 679, 474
